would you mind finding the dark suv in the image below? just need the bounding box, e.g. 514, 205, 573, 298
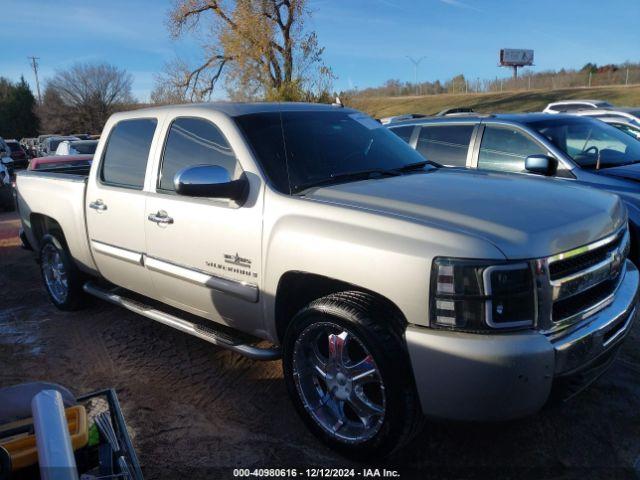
387, 113, 640, 259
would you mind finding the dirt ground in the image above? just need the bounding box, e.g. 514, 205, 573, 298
1, 209, 640, 479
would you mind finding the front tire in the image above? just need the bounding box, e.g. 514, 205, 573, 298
39, 234, 86, 311
283, 291, 422, 459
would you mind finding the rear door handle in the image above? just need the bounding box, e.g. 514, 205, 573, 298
89, 200, 107, 211
148, 210, 174, 225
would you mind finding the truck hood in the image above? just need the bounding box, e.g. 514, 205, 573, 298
594, 162, 640, 182
306, 169, 625, 259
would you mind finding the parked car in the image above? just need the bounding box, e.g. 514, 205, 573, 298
387, 113, 640, 259
20, 138, 37, 159
35, 134, 56, 157
41, 136, 79, 157
0, 137, 15, 175
28, 154, 93, 171
543, 99, 614, 113
16, 103, 638, 457
569, 108, 640, 139
5, 139, 29, 169
55, 140, 99, 156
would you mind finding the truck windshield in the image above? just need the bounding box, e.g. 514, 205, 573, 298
527, 117, 640, 169
235, 110, 432, 193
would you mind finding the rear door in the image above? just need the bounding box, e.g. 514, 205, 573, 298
86, 117, 161, 298
144, 114, 264, 333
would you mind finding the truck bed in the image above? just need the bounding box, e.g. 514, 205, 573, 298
15, 169, 97, 273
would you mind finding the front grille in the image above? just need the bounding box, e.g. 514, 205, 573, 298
547, 227, 629, 328
549, 242, 615, 281
552, 278, 617, 321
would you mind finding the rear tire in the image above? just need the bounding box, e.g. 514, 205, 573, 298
283, 291, 423, 459
39, 234, 86, 311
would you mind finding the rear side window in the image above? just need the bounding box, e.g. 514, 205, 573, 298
389, 126, 414, 143
159, 117, 237, 192
416, 125, 474, 166
100, 118, 157, 189
477, 126, 545, 173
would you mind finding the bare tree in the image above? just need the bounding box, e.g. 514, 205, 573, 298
152, 0, 333, 102
39, 62, 134, 133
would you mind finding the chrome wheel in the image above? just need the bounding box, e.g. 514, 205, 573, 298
292, 322, 386, 443
41, 243, 68, 304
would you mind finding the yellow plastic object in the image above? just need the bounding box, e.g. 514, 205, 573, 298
0, 405, 88, 471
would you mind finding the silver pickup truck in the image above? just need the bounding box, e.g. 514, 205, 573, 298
15, 103, 639, 458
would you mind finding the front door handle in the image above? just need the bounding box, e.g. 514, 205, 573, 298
89, 199, 107, 211
148, 210, 174, 225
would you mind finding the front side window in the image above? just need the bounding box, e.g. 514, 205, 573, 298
100, 118, 157, 189
159, 117, 237, 192
416, 125, 474, 167
528, 117, 640, 169
477, 126, 546, 173
235, 110, 428, 194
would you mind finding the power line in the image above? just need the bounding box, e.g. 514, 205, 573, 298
28, 56, 42, 103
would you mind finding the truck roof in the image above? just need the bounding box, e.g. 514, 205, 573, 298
115, 102, 357, 119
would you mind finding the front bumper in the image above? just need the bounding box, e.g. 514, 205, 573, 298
406, 260, 639, 422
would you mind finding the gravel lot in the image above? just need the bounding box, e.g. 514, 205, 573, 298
1, 209, 640, 479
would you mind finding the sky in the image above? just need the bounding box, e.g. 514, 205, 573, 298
2, 0, 639, 101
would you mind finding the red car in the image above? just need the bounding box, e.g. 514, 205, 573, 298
28, 154, 93, 171
5, 140, 28, 169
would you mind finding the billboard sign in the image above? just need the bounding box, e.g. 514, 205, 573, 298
500, 49, 534, 67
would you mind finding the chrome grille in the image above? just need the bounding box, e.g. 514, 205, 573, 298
542, 227, 630, 332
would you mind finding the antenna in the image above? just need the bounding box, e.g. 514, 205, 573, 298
28, 56, 42, 103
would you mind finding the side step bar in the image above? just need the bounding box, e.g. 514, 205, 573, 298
83, 282, 280, 361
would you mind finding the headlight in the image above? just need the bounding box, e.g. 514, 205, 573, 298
430, 258, 536, 332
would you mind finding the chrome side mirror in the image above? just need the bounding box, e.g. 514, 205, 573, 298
174, 165, 248, 202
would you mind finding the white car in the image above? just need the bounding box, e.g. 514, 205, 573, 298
55, 139, 99, 156
543, 99, 614, 114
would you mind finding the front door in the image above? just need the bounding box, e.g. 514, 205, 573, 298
144, 116, 264, 334
86, 117, 159, 298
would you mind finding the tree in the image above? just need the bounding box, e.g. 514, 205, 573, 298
152, 0, 334, 102
0, 76, 39, 139
39, 62, 134, 133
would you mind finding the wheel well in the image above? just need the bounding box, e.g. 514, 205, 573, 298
274, 271, 407, 342
30, 214, 66, 250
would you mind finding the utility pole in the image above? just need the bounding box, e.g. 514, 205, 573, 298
626, 67, 630, 86
406, 56, 426, 96
28, 56, 42, 103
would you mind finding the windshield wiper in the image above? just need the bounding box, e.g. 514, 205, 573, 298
293, 168, 401, 193
389, 159, 441, 173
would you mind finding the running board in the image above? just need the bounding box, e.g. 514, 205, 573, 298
83, 282, 280, 361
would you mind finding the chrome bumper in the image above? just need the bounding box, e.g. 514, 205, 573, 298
406, 260, 639, 422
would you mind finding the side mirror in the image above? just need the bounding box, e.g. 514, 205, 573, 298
174, 165, 248, 202
525, 155, 558, 176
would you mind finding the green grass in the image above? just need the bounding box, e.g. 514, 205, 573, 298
348, 84, 640, 118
